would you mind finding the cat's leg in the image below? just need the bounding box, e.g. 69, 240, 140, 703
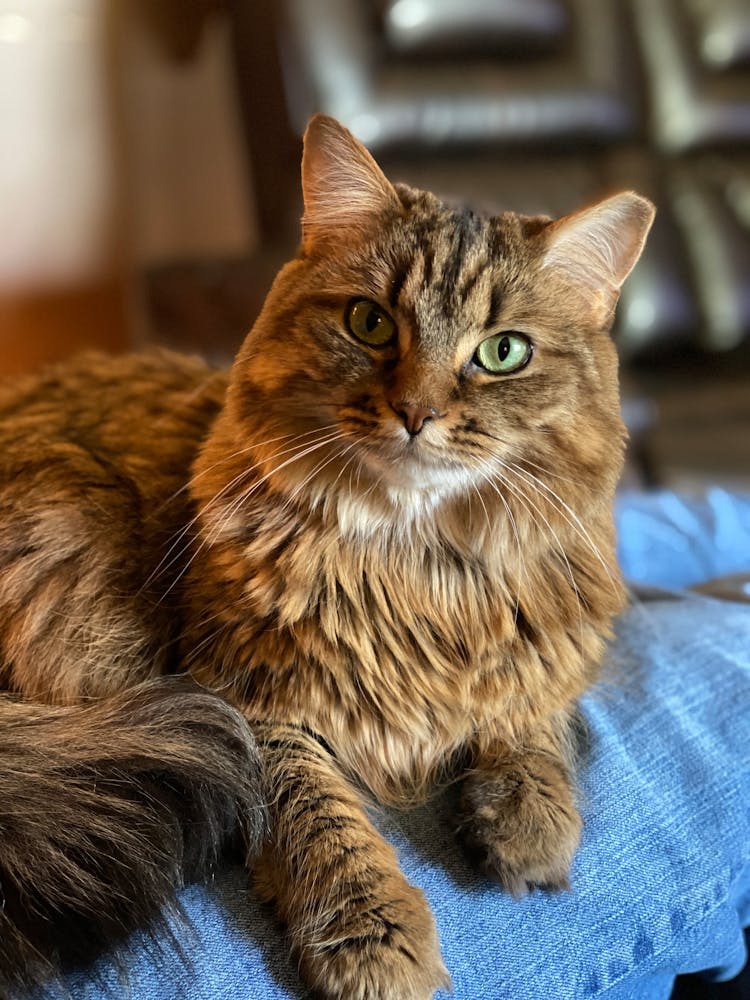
457, 713, 582, 896
254, 723, 449, 1000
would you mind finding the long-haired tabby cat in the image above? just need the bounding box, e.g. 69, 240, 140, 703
0, 115, 654, 999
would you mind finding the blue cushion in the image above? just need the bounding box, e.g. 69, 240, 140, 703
38, 492, 750, 999
616, 487, 750, 589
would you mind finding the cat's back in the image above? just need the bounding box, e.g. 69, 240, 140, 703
0, 349, 226, 492
0, 349, 229, 704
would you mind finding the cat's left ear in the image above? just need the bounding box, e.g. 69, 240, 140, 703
300, 114, 402, 249
540, 192, 655, 323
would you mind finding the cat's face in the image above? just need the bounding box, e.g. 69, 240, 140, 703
228, 116, 653, 520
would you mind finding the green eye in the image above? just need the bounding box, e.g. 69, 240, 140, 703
346, 299, 396, 346
474, 333, 532, 374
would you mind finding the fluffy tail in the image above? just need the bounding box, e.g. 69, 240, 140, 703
0, 679, 266, 995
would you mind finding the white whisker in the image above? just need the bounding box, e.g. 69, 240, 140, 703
151, 422, 341, 517
482, 461, 585, 649
474, 466, 525, 637
506, 462, 619, 594
142, 426, 343, 596
154, 432, 343, 605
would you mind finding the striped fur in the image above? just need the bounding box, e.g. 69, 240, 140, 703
0, 116, 653, 998
0, 682, 264, 996
0, 352, 266, 992
184, 117, 653, 996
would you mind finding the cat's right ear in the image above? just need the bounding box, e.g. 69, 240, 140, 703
301, 115, 402, 249
540, 192, 655, 324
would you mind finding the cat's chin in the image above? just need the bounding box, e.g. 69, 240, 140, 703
319, 451, 477, 540
354, 440, 473, 495
331, 482, 461, 539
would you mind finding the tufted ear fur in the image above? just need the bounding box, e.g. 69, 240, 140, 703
541, 192, 655, 323
301, 114, 402, 249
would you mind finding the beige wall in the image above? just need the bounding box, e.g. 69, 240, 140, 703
0, 0, 252, 373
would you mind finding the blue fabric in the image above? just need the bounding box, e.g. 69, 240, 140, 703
40, 492, 750, 999
616, 488, 750, 589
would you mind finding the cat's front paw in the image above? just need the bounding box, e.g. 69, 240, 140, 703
458, 754, 582, 896
294, 873, 448, 1000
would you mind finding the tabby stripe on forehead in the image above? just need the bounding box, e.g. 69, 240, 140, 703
421, 243, 435, 287
485, 285, 503, 330
457, 259, 487, 306
388, 260, 412, 308
441, 208, 481, 298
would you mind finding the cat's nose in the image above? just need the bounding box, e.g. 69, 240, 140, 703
389, 400, 440, 436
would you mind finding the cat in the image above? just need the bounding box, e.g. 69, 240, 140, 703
0, 114, 654, 999
0, 349, 267, 994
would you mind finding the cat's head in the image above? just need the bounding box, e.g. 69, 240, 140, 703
226, 115, 654, 527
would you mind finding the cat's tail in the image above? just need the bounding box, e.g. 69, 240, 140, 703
0, 678, 267, 996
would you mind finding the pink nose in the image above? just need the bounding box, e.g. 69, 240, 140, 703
390, 400, 439, 436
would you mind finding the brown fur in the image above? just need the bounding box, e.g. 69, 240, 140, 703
0, 352, 266, 994
0, 680, 264, 995
0, 115, 654, 998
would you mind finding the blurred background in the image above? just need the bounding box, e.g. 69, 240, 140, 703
0, 0, 748, 491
